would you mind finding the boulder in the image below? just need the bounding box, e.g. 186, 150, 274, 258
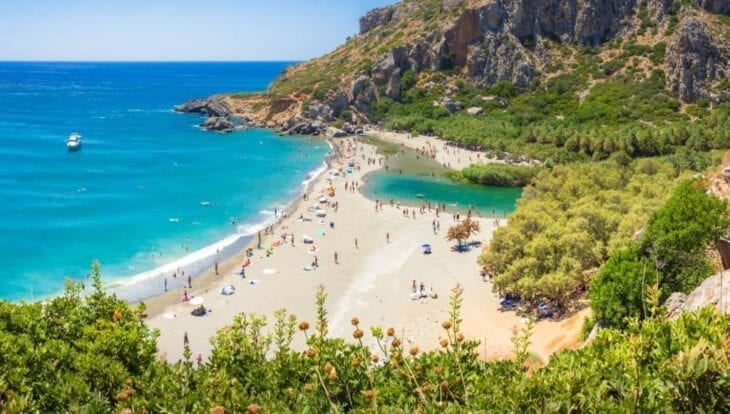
202, 117, 234, 132
666, 271, 730, 320
467, 106, 484, 116
176, 97, 230, 118
665, 292, 688, 320
308, 102, 334, 122
325, 127, 347, 138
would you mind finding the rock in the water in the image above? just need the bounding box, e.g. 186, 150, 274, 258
176, 97, 230, 118
202, 117, 234, 132
666, 271, 730, 320
467, 106, 484, 116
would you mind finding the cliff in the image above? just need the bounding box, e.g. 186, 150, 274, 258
178, 0, 729, 135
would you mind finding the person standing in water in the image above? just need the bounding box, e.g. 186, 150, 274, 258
184, 332, 189, 346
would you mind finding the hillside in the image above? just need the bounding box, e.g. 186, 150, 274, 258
180, 0, 729, 161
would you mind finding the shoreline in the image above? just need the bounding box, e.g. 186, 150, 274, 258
145, 132, 588, 364
136, 139, 337, 316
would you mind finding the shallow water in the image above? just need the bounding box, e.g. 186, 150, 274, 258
0, 62, 329, 301
360, 138, 522, 216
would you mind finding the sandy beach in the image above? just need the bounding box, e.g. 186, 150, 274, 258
145, 133, 587, 364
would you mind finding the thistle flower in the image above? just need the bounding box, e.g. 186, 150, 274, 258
456, 332, 465, 343
299, 321, 310, 331
351, 357, 361, 367
350, 317, 360, 326
328, 368, 338, 381
362, 390, 375, 399
353, 328, 364, 339
441, 320, 452, 330
409, 346, 419, 356
371, 354, 380, 363
246, 404, 260, 414
304, 383, 314, 392
386, 327, 395, 337
391, 337, 402, 347
324, 362, 333, 373
115, 391, 129, 402
439, 339, 449, 348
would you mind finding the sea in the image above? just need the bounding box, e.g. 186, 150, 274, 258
0, 62, 329, 302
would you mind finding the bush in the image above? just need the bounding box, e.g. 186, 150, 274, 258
589, 244, 658, 328
461, 163, 542, 187
640, 180, 729, 294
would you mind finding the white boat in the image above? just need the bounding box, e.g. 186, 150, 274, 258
67, 133, 82, 151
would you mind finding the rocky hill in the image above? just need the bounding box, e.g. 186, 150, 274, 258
178, 0, 729, 138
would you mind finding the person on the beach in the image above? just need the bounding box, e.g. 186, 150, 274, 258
412, 279, 417, 293
184, 331, 189, 346
334, 252, 339, 265
214, 262, 218, 276
313, 256, 319, 268
164, 278, 168, 292
355, 238, 358, 249
187, 275, 192, 288
183, 290, 189, 302
241, 266, 246, 279
386, 233, 390, 243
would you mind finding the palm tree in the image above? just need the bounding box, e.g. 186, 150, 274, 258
446, 217, 480, 249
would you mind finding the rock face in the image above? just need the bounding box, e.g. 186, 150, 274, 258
666, 16, 727, 102
665, 271, 730, 319
697, 0, 730, 14
359, 6, 395, 35
176, 97, 230, 118
575, 0, 636, 46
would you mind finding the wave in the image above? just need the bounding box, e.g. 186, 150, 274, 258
107, 155, 330, 303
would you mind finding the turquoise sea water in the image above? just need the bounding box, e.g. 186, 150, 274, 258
360, 142, 522, 216
0, 62, 329, 301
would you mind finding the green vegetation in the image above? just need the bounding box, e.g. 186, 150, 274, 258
481, 159, 695, 308
372, 71, 730, 162
459, 163, 543, 187
590, 180, 729, 328
1, 272, 727, 412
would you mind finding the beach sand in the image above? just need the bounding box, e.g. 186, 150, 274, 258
145, 135, 587, 363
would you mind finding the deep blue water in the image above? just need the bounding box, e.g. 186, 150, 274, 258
0, 62, 329, 301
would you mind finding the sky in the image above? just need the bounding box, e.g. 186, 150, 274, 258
0, 0, 397, 61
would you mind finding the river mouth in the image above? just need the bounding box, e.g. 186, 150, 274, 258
359, 136, 523, 217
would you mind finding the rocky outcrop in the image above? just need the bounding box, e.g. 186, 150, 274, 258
359, 6, 395, 35
697, 0, 730, 14
665, 271, 730, 319
202, 117, 235, 132
666, 16, 727, 102
466, 32, 534, 88
176, 97, 230, 118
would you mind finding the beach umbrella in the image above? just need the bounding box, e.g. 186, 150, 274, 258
421, 243, 431, 248
189, 296, 204, 306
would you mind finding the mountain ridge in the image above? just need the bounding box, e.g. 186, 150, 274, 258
178, 0, 729, 142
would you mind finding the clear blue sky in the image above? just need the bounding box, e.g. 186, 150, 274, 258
0, 0, 397, 61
